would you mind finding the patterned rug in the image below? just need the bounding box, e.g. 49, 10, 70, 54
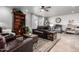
33, 38, 60, 52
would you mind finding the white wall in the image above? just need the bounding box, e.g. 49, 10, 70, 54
21, 9, 32, 28
0, 7, 12, 29
25, 12, 32, 27
21, 10, 39, 29
31, 15, 38, 29
49, 13, 79, 31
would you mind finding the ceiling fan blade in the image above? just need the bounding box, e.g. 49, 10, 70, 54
45, 9, 49, 11
41, 6, 45, 9
46, 6, 51, 8
40, 6, 50, 12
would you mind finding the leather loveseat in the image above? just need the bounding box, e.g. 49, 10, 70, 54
33, 26, 50, 39
0, 33, 17, 51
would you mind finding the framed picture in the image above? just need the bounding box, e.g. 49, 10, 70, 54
55, 17, 61, 23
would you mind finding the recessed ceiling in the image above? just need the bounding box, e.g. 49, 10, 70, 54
33, 6, 79, 17
7, 6, 79, 17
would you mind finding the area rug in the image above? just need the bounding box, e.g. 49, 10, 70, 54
33, 38, 60, 52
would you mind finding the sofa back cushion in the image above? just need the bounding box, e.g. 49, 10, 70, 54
37, 26, 49, 30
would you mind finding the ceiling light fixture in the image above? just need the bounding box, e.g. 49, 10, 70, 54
40, 6, 51, 12
40, 9, 44, 12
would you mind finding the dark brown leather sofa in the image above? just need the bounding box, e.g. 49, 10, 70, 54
0, 33, 16, 51
33, 26, 50, 39
1, 33, 16, 43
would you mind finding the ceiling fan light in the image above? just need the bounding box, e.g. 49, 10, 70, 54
40, 9, 44, 12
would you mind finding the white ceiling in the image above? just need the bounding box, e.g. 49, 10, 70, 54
33, 6, 79, 17
7, 6, 79, 17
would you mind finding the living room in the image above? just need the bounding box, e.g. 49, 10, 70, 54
0, 6, 79, 52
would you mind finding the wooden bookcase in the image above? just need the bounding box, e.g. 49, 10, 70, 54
12, 8, 26, 37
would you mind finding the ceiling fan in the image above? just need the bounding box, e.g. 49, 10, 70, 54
40, 6, 51, 12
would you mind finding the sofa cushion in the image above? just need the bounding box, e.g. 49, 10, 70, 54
38, 26, 49, 30
35, 30, 43, 34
